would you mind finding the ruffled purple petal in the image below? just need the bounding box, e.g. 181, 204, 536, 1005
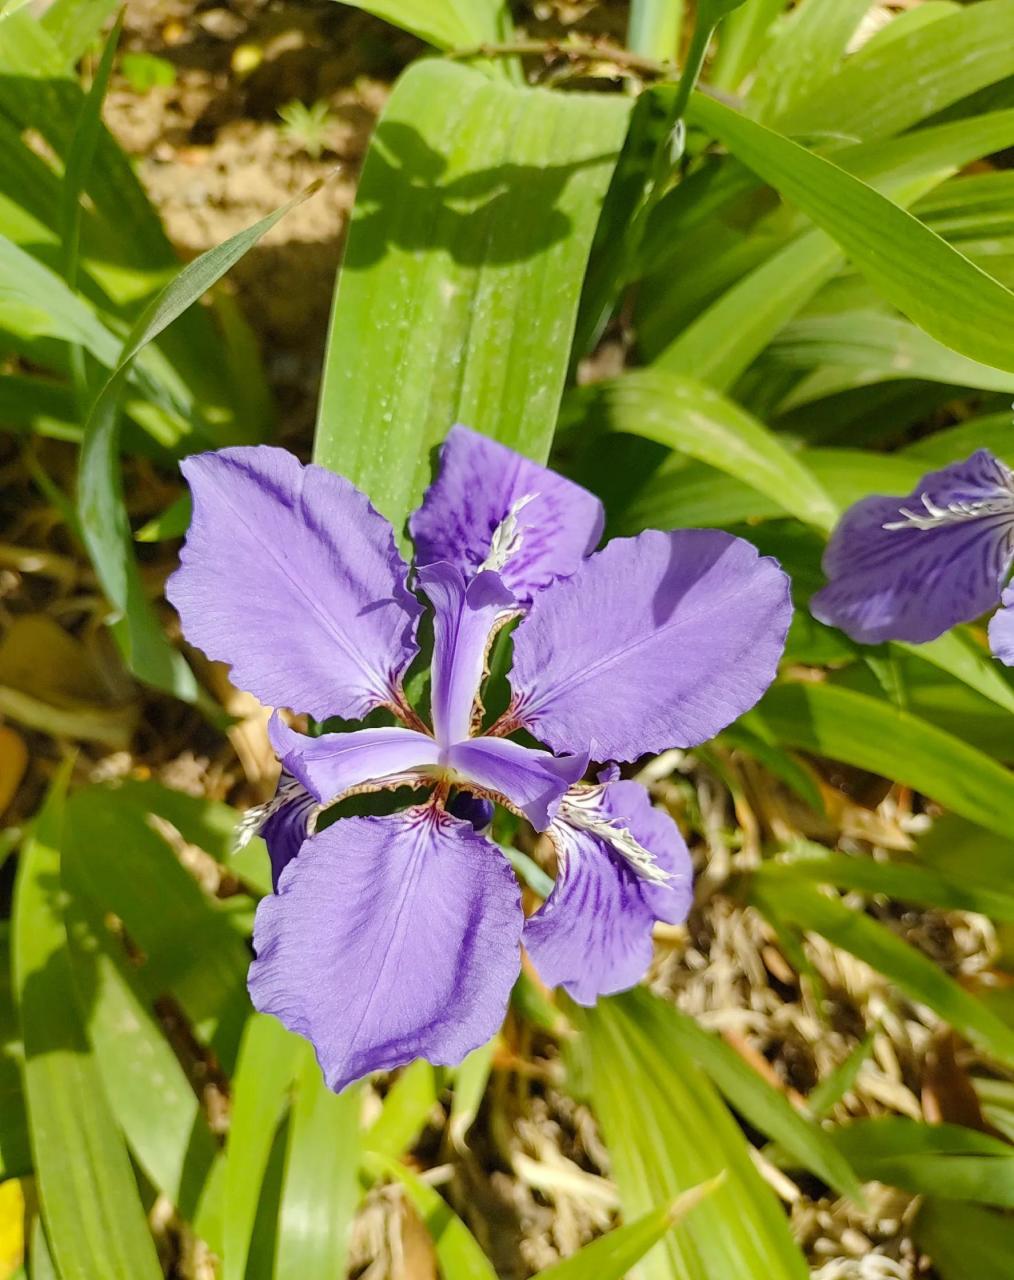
811, 450, 1014, 645
269, 713, 437, 805
409, 425, 604, 606
509, 529, 792, 761
417, 562, 515, 747
167, 447, 422, 720
256, 775, 318, 890
524, 778, 692, 1005
988, 587, 1014, 666
249, 807, 523, 1091
447, 736, 587, 831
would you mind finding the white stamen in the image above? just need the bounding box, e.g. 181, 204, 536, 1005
233, 774, 318, 852
557, 785, 672, 886
882, 491, 1014, 532
479, 493, 538, 574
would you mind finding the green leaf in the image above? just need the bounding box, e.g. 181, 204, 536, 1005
330, 0, 511, 51
829, 1118, 1014, 1206
627, 0, 684, 59
778, 0, 1014, 141
648, 1002, 862, 1198
448, 1039, 495, 1152
0, 925, 28, 1181
570, 991, 810, 1280
364, 1152, 499, 1280
752, 879, 1014, 1069
688, 92, 1014, 374
534, 1180, 723, 1280
916, 1198, 1014, 1279
314, 59, 628, 535
806, 1026, 877, 1118
274, 1045, 361, 1280
363, 1059, 438, 1160
62, 784, 252, 1063
223, 1013, 301, 1280
12, 768, 163, 1280
578, 369, 837, 530
61, 867, 224, 1251
757, 843, 1014, 924
753, 682, 1014, 839
648, 107, 1014, 379
901, 412, 1014, 467
59, 10, 121, 289
709, 0, 787, 92
770, 311, 1014, 406
77, 179, 321, 698
749, 0, 872, 123
40, 0, 118, 62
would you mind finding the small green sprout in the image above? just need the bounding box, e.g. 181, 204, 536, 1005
277, 99, 335, 160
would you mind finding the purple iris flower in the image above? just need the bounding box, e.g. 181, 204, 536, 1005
811, 449, 1014, 664
167, 425, 791, 1091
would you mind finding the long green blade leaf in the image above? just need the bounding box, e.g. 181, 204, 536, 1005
314, 59, 628, 534
571, 992, 809, 1280
13, 770, 163, 1280
689, 93, 1014, 373
754, 682, 1014, 839
77, 181, 321, 697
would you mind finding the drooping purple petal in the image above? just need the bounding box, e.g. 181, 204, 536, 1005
269, 713, 437, 805
524, 778, 692, 1005
249, 806, 523, 1091
447, 736, 587, 831
811, 450, 1014, 645
988, 587, 1014, 666
167, 447, 423, 720
417, 562, 515, 747
409, 425, 605, 606
246, 774, 317, 890
509, 529, 792, 761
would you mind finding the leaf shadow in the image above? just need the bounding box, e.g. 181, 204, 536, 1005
343, 120, 616, 270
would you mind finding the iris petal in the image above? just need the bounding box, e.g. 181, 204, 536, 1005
509, 528, 792, 761
409, 425, 604, 606
988, 587, 1014, 666
417, 562, 515, 747
269, 713, 437, 805
168, 446, 422, 720
249, 807, 523, 1091
811, 450, 1014, 645
446, 736, 587, 831
524, 778, 692, 1005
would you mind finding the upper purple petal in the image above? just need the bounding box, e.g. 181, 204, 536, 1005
249, 807, 523, 1091
268, 712, 437, 804
509, 529, 792, 761
417, 562, 515, 747
811, 450, 1014, 645
446, 735, 587, 831
988, 587, 1014, 666
408, 425, 605, 606
524, 778, 692, 1005
167, 446, 423, 720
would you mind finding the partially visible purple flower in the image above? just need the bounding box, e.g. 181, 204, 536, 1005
989, 587, 1014, 666
811, 449, 1014, 663
168, 425, 791, 1090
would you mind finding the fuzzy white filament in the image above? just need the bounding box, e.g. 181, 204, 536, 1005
883, 491, 1014, 532
479, 493, 538, 574
557, 785, 672, 885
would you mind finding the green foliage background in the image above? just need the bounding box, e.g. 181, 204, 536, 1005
2, 0, 1014, 1276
